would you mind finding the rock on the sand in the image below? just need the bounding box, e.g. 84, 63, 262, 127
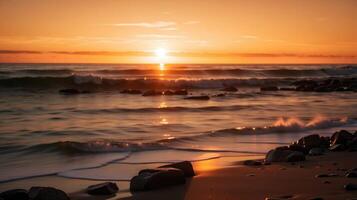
184, 95, 210, 100
309, 148, 325, 156
120, 89, 142, 94
130, 168, 186, 191
344, 183, 357, 191
331, 130, 354, 146
0, 189, 29, 200
329, 144, 346, 151
243, 160, 263, 166
296, 134, 327, 150
265, 148, 305, 163
59, 88, 81, 95
159, 161, 195, 177
142, 90, 162, 96
29, 187, 69, 200
286, 151, 305, 162
86, 182, 118, 195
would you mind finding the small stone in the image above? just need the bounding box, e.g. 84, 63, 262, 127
315, 173, 338, 178
86, 182, 119, 195
265, 195, 294, 200
323, 181, 331, 184
344, 183, 357, 191
247, 174, 255, 177
0, 189, 29, 200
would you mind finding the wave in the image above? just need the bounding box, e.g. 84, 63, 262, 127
1, 65, 356, 77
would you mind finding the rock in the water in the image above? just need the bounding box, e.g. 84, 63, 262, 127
142, 90, 162, 96
130, 168, 186, 191
346, 172, 357, 178
286, 151, 305, 162
260, 86, 278, 91
0, 189, 29, 200
344, 183, 357, 191
184, 95, 210, 100
120, 89, 142, 94
329, 144, 346, 151
59, 88, 80, 95
159, 161, 195, 177
243, 160, 262, 166
29, 187, 69, 200
220, 86, 238, 92
309, 148, 325, 156
331, 130, 354, 146
86, 182, 119, 195
288, 144, 308, 154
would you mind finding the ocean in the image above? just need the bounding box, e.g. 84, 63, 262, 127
0, 63, 356, 183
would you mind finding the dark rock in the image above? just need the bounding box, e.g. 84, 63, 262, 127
288, 144, 308, 154
296, 134, 326, 150
142, 90, 162, 96
120, 89, 142, 94
309, 148, 325, 156
86, 182, 118, 195
243, 160, 262, 166
0, 189, 29, 200
308, 198, 324, 200
346, 172, 357, 178
162, 90, 175, 95
260, 86, 278, 91
286, 151, 305, 162
159, 161, 195, 177
130, 168, 185, 191
220, 86, 238, 92
59, 88, 80, 95
331, 130, 353, 146
344, 183, 357, 191
347, 137, 357, 151
28, 187, 69, 200
265, 149, 293, 163
265, 195, 294, 200
213, 93, 226, 97
329, 144, 346, 151
184, 95, 210, 100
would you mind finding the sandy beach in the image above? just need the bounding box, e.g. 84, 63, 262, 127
0, 151, 356, 200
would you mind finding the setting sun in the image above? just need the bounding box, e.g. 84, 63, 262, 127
155, 48, 167, 60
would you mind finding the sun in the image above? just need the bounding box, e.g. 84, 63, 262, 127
155, 48, 167, 60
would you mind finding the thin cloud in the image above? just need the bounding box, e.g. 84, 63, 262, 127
0, 50, 355, 59
110, 21, 176, 28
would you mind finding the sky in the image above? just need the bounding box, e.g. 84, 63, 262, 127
0, 0, 356, 64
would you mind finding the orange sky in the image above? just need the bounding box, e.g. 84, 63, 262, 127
0, 0, 356, 64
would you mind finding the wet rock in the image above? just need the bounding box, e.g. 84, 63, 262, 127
309, 148, 325, 156
130, 168, 186, 191
286, 151, 305, 162
331, 130, 354, 146
260, 86, 278, 91
29, 187, 69, 200
59, 88, 80, 95
162, 90, 175, 95
86, 182, 118, 195
213, 93, 226, 97
220, 86, 238, 92
296, 134, 326, 150
184, 95, 210, 100
288, 144, 308, 154
120, 89, 142, 94
265, 149, 293, 162
344, 183, 357, 191
0, 189, 29, 200
142, 90, 162, 96
329, 144, 346, 151
346, 172, 357, 178
347, 137, 357, 151
243, 160, 263, 166
159, 161, 195, 177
